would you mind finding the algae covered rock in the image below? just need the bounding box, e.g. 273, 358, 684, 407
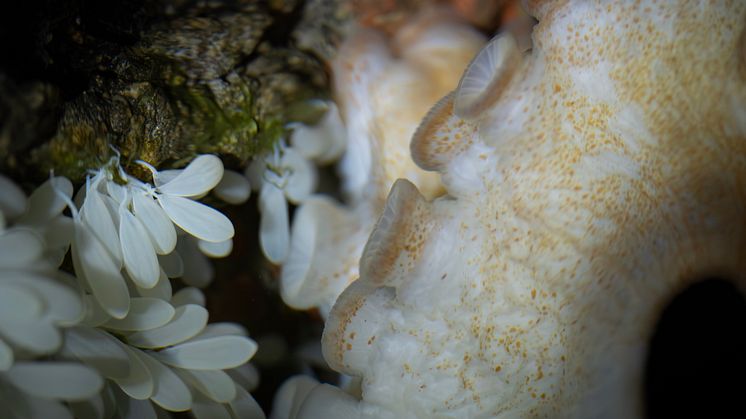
0, 0, 334, 182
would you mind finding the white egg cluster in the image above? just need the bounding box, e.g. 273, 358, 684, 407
0, 154, 263, 419
247, 101, 346, 266
69, 154, 237, 317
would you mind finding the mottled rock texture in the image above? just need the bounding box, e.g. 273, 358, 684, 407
0, 0, 342, 182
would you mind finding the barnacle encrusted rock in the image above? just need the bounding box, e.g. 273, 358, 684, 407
284, 1, 746, 418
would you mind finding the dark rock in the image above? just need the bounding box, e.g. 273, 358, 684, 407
0, 0, 336, 183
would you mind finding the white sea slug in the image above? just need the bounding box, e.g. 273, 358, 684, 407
276, 1, 746, 418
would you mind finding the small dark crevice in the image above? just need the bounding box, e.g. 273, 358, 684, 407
644, 278, 746, 418
227, 0, 308, 75
263, 1, 306, 48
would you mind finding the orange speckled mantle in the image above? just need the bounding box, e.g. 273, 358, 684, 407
291, 1, 746, 418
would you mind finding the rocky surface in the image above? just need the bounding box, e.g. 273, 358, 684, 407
0, 0, 342, 183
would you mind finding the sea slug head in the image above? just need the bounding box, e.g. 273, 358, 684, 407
279, 11, 485, 317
